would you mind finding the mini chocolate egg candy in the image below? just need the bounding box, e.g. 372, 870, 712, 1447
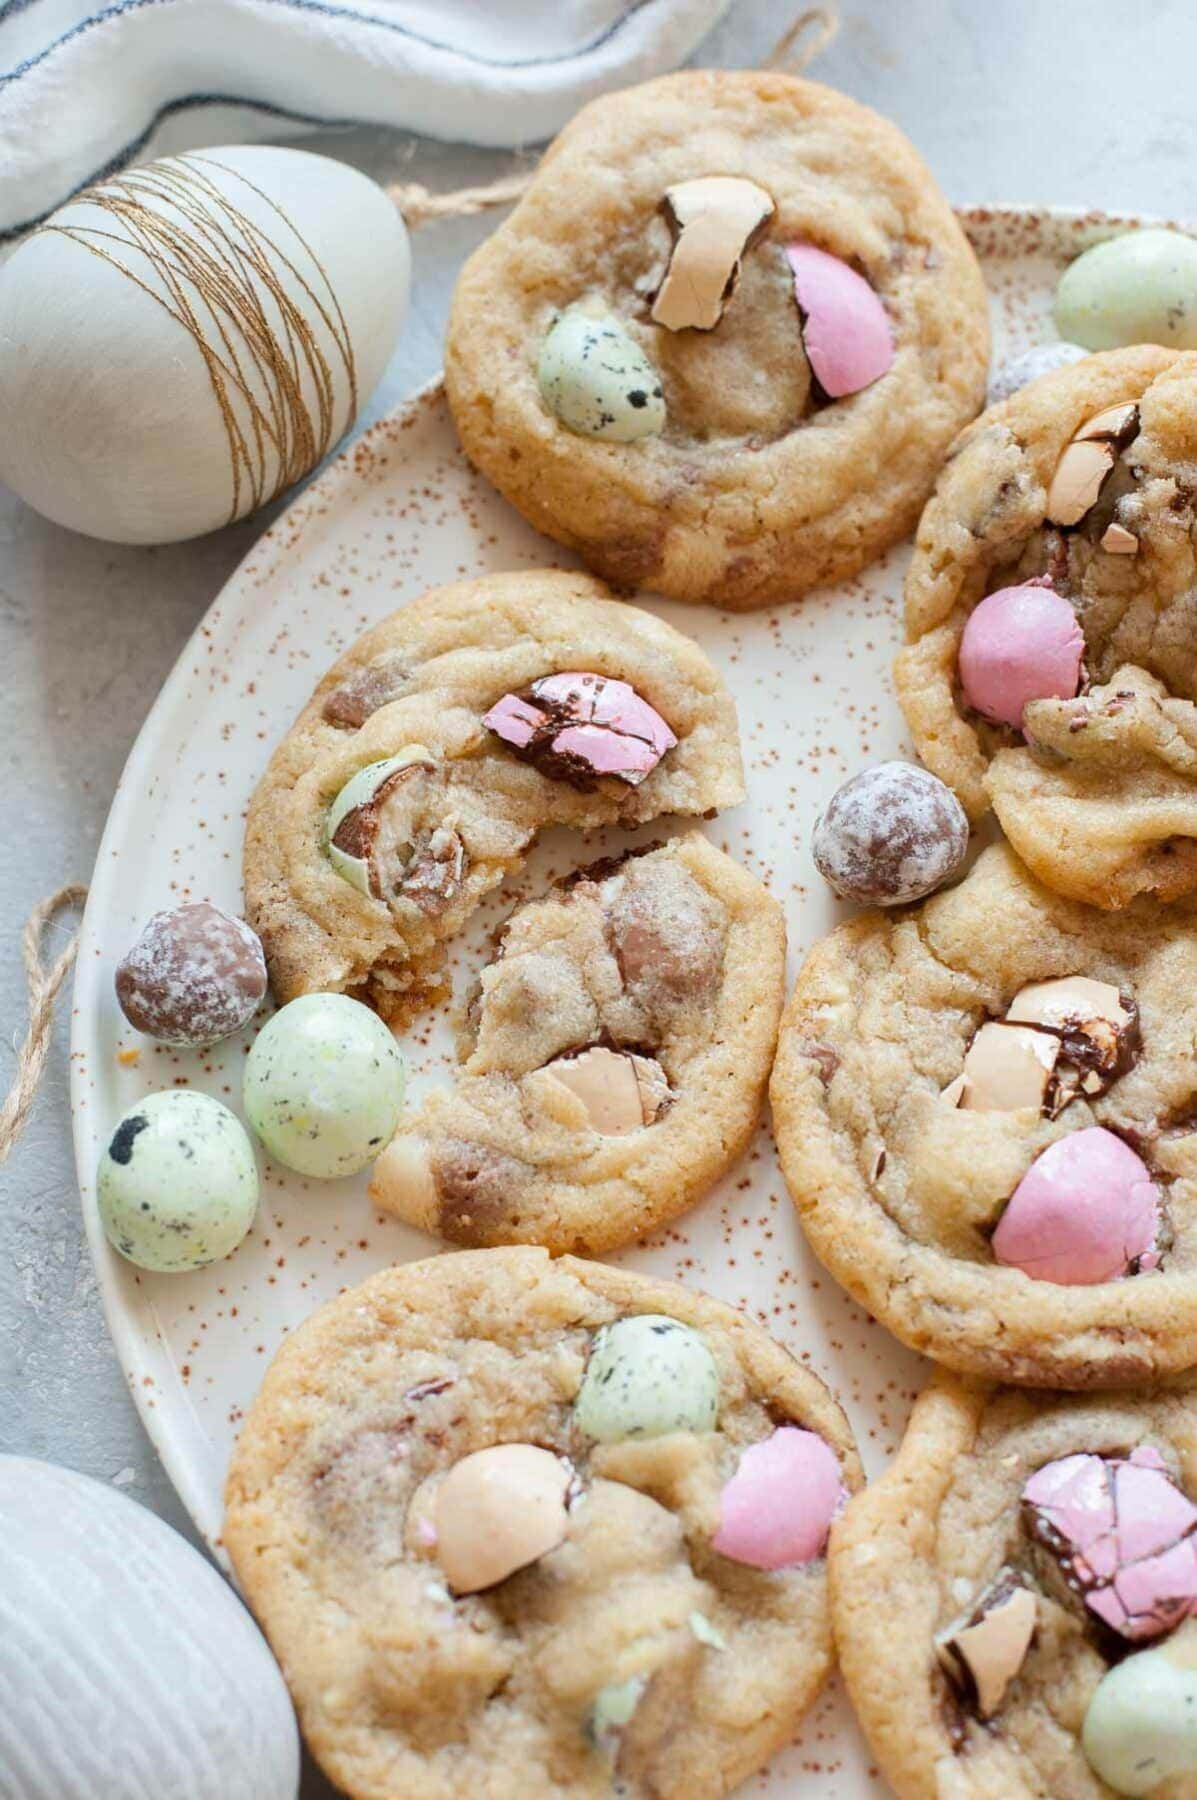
811, 761, 969, 907
712, 1426, 846, 1570
987, 341, 1088, 406
1083, 1621, 1197, 1795
324, 743, 436, 897
1022, 1446, 1197, 1641
786, 244, 894, 399
433, 1444, 571, 1594
934, 1571, 1037, 1719
958, 578, 1085, 727
537, 307, 666, 442
243, 992, 405, 1177
115, 902, 267, 1048
652, 176, 775, 332
97, 1090, 258, 1272
483, 670, 677, 788
573, 1314, 718, 1443
1055, 228, 1197, 353
992, 1126, 1159, 1285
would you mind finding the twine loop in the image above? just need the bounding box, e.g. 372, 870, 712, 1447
1, 885, 87, 1167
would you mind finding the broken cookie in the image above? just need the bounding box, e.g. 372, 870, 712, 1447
370, 835, 785, 1255
244, 571, 743, 1023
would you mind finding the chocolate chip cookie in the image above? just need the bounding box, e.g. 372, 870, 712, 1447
445, 70, 988, 610
224, 1246, 862, 1800
243, 571, 743, 1022
369, 835, 785, 1254
832, 1373, 1197, 1799
769, 842, 1197, 1388
896, 344, 1197, 908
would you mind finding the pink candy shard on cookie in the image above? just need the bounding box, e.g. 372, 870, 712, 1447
483, 671, 677, 789
786, 244, 894, 399
992, 1125, 1159, 1285
1022, 1447, 1197, 1640
958, 577, 1085, 728
712, 1426, 846, 1570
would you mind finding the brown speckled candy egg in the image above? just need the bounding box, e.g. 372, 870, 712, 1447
812, 761, 969, 906
115, 902, 267, 1048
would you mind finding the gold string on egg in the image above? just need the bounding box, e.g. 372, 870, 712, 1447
37, 154, 358, 526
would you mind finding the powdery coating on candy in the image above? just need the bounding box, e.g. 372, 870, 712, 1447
811, 761, 970, 906
115, 902, 267, 1048
1023, 1447, 1197, 1640
786, 244, 894, 399
483, 672, 677, 789
712, 1427, 846, 1570
987, 341, 1088, 406
958, 578, 1085, 728
992, 1126, 1160, 1285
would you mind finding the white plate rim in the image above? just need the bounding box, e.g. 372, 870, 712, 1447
69, 201, 1164, 1540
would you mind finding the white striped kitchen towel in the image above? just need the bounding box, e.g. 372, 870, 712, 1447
0, 0, 733, 240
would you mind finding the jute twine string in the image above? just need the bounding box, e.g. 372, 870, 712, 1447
0, 5, 838, 1166
1, 886, 87, 1166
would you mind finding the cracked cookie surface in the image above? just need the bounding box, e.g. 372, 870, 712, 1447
223, 1246, 861, 1800
243, 571, 743, 1022
445, 69, 988, 610
831, 1373, 1197, 1800
896, 345, 1197, 907
769, 844, 1197, 1387
369, 834, 785, 1254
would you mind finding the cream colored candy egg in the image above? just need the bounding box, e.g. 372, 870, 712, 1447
434, 1444, 571, 1593
0, 145, 409, 544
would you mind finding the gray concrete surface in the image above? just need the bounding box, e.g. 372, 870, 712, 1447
2, 3, 1195, 1792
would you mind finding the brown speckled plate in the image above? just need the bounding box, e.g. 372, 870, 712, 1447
71, 207, 1140, 1797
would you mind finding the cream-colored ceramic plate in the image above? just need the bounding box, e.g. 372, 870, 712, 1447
71, 207, 1138, 1796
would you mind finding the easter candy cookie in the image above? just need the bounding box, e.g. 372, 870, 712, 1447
895, 343, 1197, 908
770, 841, 1197, 1387
225, 1246, 861, 1800
244, 570, 743, 1022
831, 1373, 1197, 1799
370, 835, 785, 1254
445, 70, 988, 610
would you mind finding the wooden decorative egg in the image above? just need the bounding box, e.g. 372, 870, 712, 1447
0, 145, 409, 544
0, 1458, 299, 1798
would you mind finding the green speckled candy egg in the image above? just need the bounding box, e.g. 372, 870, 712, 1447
97, 1090, 259, 1272
573, 1314, 719, 1442
1055, 229, 1197, 352
243, 992, 404, 1177
1083, 1629, 1197, 1795
537, 307, 666, 442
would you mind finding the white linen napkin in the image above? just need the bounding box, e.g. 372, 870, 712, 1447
0, 0, 732, 241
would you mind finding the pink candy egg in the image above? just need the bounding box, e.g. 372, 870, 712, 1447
786, 244, 894, 399
712, 1426, 846, 1570
958, 578, 1085, 728
992, 1126, 1159, 1285
483, 671, 677, 788
1023, 1447, 1197, 1640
